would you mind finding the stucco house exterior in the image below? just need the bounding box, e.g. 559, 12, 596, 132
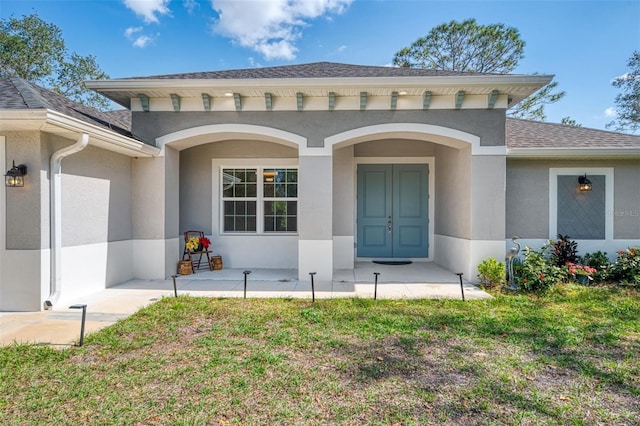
1, 62, 639, 311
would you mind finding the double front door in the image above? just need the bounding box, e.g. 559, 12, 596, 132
357, 164, 429, 258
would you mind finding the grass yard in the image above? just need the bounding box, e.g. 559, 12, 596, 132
1, 285, 639, 425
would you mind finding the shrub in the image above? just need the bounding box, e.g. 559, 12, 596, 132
517, 245, 565, 292
477, 257, 505, 288
579, 251, 613, 283
549, 234, 578, 267
612, 247, 640, 287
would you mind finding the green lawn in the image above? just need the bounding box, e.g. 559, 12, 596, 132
1, 285, 639, 425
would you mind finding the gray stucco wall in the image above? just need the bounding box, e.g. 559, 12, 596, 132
434, 145, 472, 239
333, 146, 354, 236
179, 140, 297, 233
354, 139, 437, 157
506, 159, 640, 239
60, 142, 133, 245
3, 131, 135, 248
133, 110, 505, 149
3, 130, 43, 249
471, 155, 506, 240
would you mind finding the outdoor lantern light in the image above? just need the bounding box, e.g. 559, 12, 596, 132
578, 174, 592, 191
5, 161, 27, 187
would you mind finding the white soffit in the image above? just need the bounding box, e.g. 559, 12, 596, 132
87, 75, 552, 111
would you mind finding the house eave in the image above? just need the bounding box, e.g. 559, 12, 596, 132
507, 147, 640, 159
0, 109, 159, 157
86, 74, 553, 110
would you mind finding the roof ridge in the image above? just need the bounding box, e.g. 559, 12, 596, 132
8, 77, 53, 109
121, 61, 495, 80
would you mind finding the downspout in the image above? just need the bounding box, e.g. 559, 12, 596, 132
44, 133, 89, 309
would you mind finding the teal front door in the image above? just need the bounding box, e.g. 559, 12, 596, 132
357, 164, 429, 258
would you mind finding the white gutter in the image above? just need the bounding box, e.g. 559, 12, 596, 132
44, 133, 89, 309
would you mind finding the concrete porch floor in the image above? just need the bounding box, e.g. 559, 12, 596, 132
0, 262, 490, 348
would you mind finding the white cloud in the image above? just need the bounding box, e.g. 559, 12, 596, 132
337, 44, 347, 52
124, 26, 156, 48
210, 0, 353, 60
183, 0, 199, 14
124, 26, 143, 38
604, 107, 617, 118
133, 34, 156, 48
123, 0, 171, 23
247, 57, 262, 68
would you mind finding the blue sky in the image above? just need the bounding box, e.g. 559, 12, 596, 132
2, 0, 639, 130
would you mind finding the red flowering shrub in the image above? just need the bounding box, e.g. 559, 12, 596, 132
612, 247, 640, 286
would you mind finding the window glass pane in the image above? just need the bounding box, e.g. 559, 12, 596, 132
264, 168, 298, 199
223, 201, 256, 232
247, 216, 256, 232
224, 216, 234, 231
264, 215, 275, 232
247, 201, 256, 215
263, 201, 296, 233
222, 169, 256, 199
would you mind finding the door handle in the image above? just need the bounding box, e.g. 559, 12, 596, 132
387, 216, 392, 232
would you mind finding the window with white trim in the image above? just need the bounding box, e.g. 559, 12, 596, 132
222, 167, 297, 233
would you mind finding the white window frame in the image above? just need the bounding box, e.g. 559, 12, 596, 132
217, 159, 298, 235
549, 167, 614, 241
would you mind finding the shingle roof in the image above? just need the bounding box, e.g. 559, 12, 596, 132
506, 117, 640, 149
0, 77, 134, 138
132, 61, 494, 80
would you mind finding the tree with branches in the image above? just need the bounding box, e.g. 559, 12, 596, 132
607, 51, 639, 134
0, 13, 109, 110
393, 19, 565, 121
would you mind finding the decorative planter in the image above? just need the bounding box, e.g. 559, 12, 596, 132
178, 260, 192, 275
211, 255, 223, 270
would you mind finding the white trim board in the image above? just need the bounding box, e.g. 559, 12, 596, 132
549, 167, 614, 241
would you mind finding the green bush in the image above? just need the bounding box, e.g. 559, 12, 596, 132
477, 257, 505, 288
517, 245, 565, 292
579, 251, 613, 283
549, 234, 578, 267
612, 247, 640, 287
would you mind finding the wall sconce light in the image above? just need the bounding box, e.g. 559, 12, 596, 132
5, 161, 27, 187
578, 174, 592, 191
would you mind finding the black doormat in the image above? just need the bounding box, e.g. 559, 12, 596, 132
372, 260, 413, 265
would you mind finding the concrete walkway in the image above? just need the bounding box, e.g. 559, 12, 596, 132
1, 263, 491, 348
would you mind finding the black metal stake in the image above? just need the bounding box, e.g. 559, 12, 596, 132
171, 274, 178, 298
243, 270, 252, 299
69, 304, 87, 346
456, 273, 465, 301
309, 272, 316, 303
373, 272, 380, 300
